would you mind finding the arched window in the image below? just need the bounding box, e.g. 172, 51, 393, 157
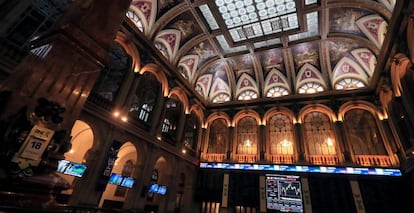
155, 42, 169, 59
344, 109, 387, 155
162, 96, 183, 143
335, 78, 365, 90
139, 104, 152, 122
183, 112, 200, 152
298, 82, 324, 94
303, 112, 336, 155
212, 93, 230, 103
237, 90, 258, 100
207, 118, 228, 154
268, 114, 294, 155
92, 43, 131, 102
129, 72, 160, 124
266, 86, 289, 97
236, 117, 258, 155
162, 118, 170, 133
126, 10, 144, 32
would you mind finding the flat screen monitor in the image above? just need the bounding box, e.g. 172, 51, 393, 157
57, 160, 87, 177
265, 174, 304, 213
121, 177, 135, 188
108, 173, 135, 188
149, 184, 167, 195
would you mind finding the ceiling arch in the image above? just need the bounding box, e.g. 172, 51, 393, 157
128, 0, 398, 105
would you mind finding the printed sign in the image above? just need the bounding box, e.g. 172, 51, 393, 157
12, 125, 54, 169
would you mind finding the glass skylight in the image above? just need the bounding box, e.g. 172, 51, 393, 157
305, 0, 317, 5
214, 0, 299, 42
199, 4, 220, 30
254, 38, 281, 48
216, 35, 248, 54
289, 11, 318, 41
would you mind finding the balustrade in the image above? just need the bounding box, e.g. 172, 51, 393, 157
308, 155, 339, 165
267, 155, 295, 164
236, 154, 257, 163
201, 153, 226, 162
355, 155, 392, 166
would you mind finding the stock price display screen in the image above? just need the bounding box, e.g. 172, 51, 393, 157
266, 174, 303, 212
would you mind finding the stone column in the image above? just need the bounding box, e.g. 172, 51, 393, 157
227, 126, 235, 161
293, 123, 305, 163
0, 0, 132, 127
333, 121, 352, 164
0, 0, 132, 208
150, 96, 167, 137
259, 124, 266, 162
175, 111, 187, 147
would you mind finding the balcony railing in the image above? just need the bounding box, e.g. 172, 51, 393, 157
355, 155, 392, 167
308, 154, 339, 165
86, 93, 115, 112
267, 154, 295, 164
235, 154, 257, 163
201, 153, 226, 162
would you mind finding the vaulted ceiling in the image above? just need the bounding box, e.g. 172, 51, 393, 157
126, 0, 396, 105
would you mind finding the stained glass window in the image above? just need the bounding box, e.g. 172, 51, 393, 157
237, 90, 258, 100
126, 11, 144, 32
212, 93, 231, 103
237, 117, 258, 155
208, 118, 229, 154
298, 82, 324, 94
335, 78, 365, 90
266, 86, 289, 97
344, 109, 387, 155
268, 114, 294, 155
303, 112, 336, 155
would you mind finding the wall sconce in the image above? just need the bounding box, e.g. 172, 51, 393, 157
244, 139, 252, 147
281, 139, 291, 147
326, 137, 333, 146
113, 111, 120, 117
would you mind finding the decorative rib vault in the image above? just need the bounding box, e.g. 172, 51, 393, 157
126, 0, 395, 104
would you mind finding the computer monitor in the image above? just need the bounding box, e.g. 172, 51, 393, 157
265, 174, 304, 213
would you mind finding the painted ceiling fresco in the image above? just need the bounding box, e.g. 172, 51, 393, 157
127, 0, 396, 104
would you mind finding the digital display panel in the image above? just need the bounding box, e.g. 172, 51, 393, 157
121, 177, 135, 188
108, 173, 135, 188
57, 160, 87, 177
149, 184, 167, 195
199, 162, 402, 176
266, 174, 303, 213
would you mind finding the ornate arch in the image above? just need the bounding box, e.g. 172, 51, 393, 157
263, 107, 297, 125
189, 104, 205, 127
115, 31, 141, 73
154, 29, 181, 62
298, 104, 338, 123
168, 87, 189, 114
139, 63, 169, 96
205, 112, 231, 129
232, 109, 262, 127
338, 100, 384, 122
130, 0, 157, 36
